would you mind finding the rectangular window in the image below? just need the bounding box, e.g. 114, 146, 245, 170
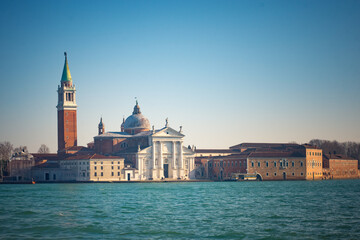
292, 161, 295, 167
112, 166, 114, 170
101, 166, 103, 170
118, 166, 120, 169
111, 172, 114, 176
258, 162, 260, 167
94, 166, 97, 170
274, 161, 277, 167
101, 172, 103, 176
251, 162, 254, 167
95, 172, 97, 176
118, 172, 120, 176
266, 161, 269, 167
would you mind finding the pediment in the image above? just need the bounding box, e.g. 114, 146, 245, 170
152, 127, 185, 138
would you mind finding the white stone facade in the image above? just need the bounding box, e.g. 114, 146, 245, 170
136, 127, 195, 180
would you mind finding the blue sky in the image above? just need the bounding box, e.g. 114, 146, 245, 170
0, 0, 359, 153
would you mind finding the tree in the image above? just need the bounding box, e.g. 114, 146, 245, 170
13, 146, 28, 154
38, 144, 50, 153
0, 141, 13, 179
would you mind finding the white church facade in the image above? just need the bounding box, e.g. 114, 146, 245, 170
93, 102, 196, 181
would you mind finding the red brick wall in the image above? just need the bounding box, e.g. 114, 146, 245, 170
325, 159, 359, 179
58, 110, 77, 151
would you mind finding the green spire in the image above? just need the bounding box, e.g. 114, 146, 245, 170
61, 52, 72, 82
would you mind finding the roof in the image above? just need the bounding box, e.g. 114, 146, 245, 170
195, 149, 232, 154
302, 144, 320, 149
323, 154, 356, 161
230, 143, 300, 150
65, 153, 123, 160
61, 52, 72, 82
248, 151, 305, 158
33, 162, 60, 169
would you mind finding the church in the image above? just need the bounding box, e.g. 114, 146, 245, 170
94, 102, 196, 180
56, 52, 196, 181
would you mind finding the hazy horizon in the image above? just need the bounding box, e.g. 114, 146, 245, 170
1, 0, 359, 153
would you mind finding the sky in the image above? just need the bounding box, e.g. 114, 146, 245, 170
0, 0, 359, 153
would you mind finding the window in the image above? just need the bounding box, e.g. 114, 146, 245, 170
101, 172, 103, 176
95, 172, 97, 176
239, 161, 241, 167
111, 162, 114, 164
266, 161, 269, 167
118, 161, 120, 164
266, 173, 269, 176
94, 162, 97, 165
274, 161, 277, 167
112, 166, 114, 170
118, 166, 120, 169
235, 161, 237, 166
292, 173, 295, 176
101, 162, 103, 164
280, 161, 283, 167
111, 172, 114, 176
118, 172, 120, 176
274, 172, 277, 176
292, 161, 295, 167
101, 166, 103, 170
251, 161, 254, 167
257, 162, 260, 167
300, 161, 303, 167
94, 166, 97, 170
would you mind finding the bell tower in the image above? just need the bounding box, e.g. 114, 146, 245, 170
98, 117, 105, 135
57, 52, 77, 152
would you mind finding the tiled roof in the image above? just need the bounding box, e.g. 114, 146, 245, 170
33, 162, 60, 168
195, 149, 232, 154
302, 144, 320, 149
230, 143, 300, 150
249, 151, 305, 158
323, 154, 356, 161
64, 154, 123, 160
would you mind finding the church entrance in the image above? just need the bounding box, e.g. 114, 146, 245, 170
164, 164, 169, 178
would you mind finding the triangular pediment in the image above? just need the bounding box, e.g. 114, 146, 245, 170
152, 127, 185, 138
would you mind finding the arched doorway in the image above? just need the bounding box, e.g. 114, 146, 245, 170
256, 174, 262, 181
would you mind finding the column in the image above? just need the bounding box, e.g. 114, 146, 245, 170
137, 154, 142, 180
159, 141, 163, 169
172, 141, 176, 169
179, 141, 183, 169
152, 141, 156, 169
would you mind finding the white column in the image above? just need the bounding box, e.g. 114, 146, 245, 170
179, 141, 183, 169
159, 141, 163, 168
172, 141, 176, 169
137, 154, 141, 180
152, 142, 156, 169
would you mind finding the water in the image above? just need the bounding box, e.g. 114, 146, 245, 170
0, 180, 360, 240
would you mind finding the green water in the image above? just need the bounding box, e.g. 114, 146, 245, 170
0, 180, 359, 239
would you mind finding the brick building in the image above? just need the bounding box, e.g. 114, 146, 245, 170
322, 153, 359, 179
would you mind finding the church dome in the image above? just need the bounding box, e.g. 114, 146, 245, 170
123, 101, 150, 134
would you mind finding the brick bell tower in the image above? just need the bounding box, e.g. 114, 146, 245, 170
57, 52, 77, 152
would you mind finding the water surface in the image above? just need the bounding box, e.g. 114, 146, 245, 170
1, 180, 359, 239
